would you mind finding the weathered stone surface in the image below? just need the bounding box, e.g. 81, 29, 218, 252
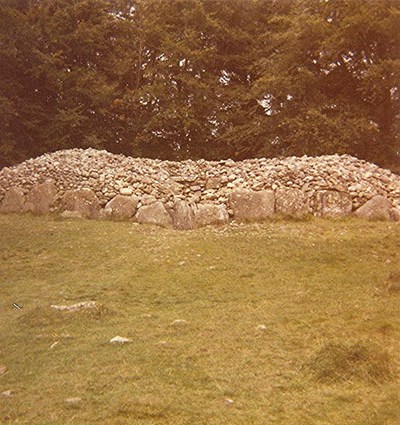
0, 187, 25, 213
61, 189, 101, 219
314, 190, 352, 217
135, 202, 172, 228
354, 195, 392, 220
195, 203, 229, 227
104, 194, 139, 219
170, 200, 196, 230
24, 180, 57, 214
140, 195, 157, 206
275, 188, 309, 216
389, 207, 400, 222
50, 301, 97, 312
229, 189, 275, 221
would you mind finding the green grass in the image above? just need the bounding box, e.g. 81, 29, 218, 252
0, 214, 399, 425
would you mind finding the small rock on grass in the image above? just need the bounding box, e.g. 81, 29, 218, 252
256, 324, 267, 331
1, 390, 13, 397
50, 301, 96, 312
65, 397, 82, 405
110, 336, 131, 344
170, 319, 189, 327
0, 365, 7, 374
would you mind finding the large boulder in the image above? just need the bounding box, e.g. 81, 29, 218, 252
314, 190, 352, 217
229, 189, 275, 221
275, 188, 309, 217
135, 202, 172, 228
104, 194, 139, 220
24, 180, 57, 215
0, 187, 25, 213
170, 200, 197, 230
195, 204, 229, 227
354, 195, 392, 220
61, 189, 101, 219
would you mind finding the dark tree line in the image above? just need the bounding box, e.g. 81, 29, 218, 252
0, 0, 399, 169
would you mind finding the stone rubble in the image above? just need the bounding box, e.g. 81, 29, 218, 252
0, 148, 399, 227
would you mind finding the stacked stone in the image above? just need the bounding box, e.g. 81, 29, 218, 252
0, 148, 399, 228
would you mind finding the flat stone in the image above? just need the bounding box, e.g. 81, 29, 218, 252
0, 365, 7, 374
119, 187, 133, 196
135, 202, 172, 228
1, 390, 13, 397
195, 203, 229, 227
355, 195, 392, 220
50, 301, 97, 312
229, 189, 275, 221
275, 188, 309, 216
314, 190, 352, 217
110, 336, 131, 343
170, 319, 189, 327
0, 187, 25, 213
61, 189, 101, 219
65, 397, 82, 405
104, 194, 139, 220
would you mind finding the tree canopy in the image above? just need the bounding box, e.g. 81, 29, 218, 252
0, 0, 399, 169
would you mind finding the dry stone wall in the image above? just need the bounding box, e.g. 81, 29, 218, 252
0, 148, 399, 228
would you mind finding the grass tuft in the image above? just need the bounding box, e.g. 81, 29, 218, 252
306, 340, 395, 384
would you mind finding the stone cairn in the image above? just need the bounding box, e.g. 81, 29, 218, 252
0, 148, 399, 229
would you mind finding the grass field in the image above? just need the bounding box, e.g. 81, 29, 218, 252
0, 214, 399, 425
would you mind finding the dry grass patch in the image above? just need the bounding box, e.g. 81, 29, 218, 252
17, 303, 111, 329
307, 340, 396, 384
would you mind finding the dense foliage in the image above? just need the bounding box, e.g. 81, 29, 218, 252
0, 0, 399, 169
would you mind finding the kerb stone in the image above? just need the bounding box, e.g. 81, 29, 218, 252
135, 202, 172, 228
0, 187, 25, 213
314, 190, 352, 217
229, 189, 275, 221
275, 188, 309, 216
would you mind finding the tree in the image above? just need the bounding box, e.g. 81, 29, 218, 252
249, 0, 400, 166
0, 0, 398, 168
